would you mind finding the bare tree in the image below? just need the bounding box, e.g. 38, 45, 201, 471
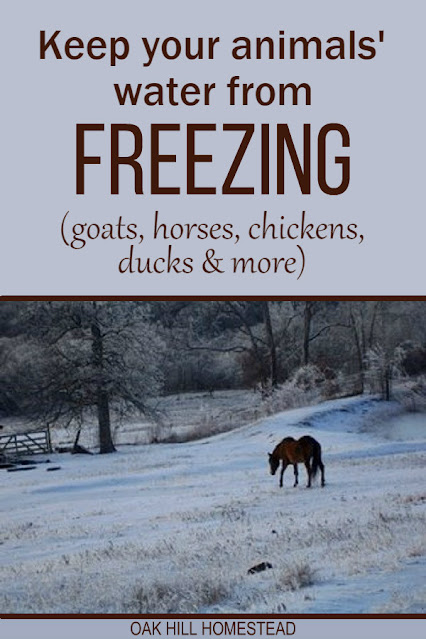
1, 301, 163, 453
179, 301, 299, 389
344, 301, 382, 392
1, 301, 425, 427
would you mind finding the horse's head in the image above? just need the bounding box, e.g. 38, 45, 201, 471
268, 452, 279, 475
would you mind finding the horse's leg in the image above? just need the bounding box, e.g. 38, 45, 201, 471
304, 459, 312, 488
293, 464, 298, 487
279, 461, 287, 488
319, 460, 325, 487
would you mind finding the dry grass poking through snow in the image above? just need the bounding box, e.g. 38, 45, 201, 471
1, 397, 425, 613
128, 577, 232, 614
1, 467, 425, 613
276, 563, 317, 592
116, 494, 426, 614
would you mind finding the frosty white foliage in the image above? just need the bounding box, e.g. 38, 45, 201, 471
396, 376, 426, 413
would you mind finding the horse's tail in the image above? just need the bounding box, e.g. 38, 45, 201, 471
311, 440, 322, 478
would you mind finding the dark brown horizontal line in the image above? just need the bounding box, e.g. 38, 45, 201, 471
1, 296, 426, 302
1, 614, 425, 619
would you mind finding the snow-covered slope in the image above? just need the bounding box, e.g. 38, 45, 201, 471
1, 396, 425, 614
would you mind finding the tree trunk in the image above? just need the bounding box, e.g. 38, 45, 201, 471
350, 311, 365, 394
97, 388, 115, 453
91, 320, 116, 454
384, 365, 391, 401
303, 302, 313, 365
262, 302, 278, 387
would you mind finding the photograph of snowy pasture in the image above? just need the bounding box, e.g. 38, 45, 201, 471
0, 301, 425, 613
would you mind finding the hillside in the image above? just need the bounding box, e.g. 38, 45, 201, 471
0, 395, 425, 614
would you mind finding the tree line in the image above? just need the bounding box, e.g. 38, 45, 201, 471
0, 301, 425, 452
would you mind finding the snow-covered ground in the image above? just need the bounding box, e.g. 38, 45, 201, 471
1, 395, 425, 614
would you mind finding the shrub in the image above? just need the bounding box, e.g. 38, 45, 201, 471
276, 562, 316, 591
291, 365, 326, 391
127, 576, 231, 613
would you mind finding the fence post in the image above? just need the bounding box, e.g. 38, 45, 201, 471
46, 425, 52, 453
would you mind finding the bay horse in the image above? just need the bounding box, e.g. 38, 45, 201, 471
268, 435, 325, 488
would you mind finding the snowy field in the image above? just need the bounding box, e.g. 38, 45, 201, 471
1, 395, 425, 614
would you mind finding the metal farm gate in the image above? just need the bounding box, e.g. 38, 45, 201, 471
0, 427, 52, 457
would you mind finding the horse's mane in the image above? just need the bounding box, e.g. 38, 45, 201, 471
272, 436, 296, 456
